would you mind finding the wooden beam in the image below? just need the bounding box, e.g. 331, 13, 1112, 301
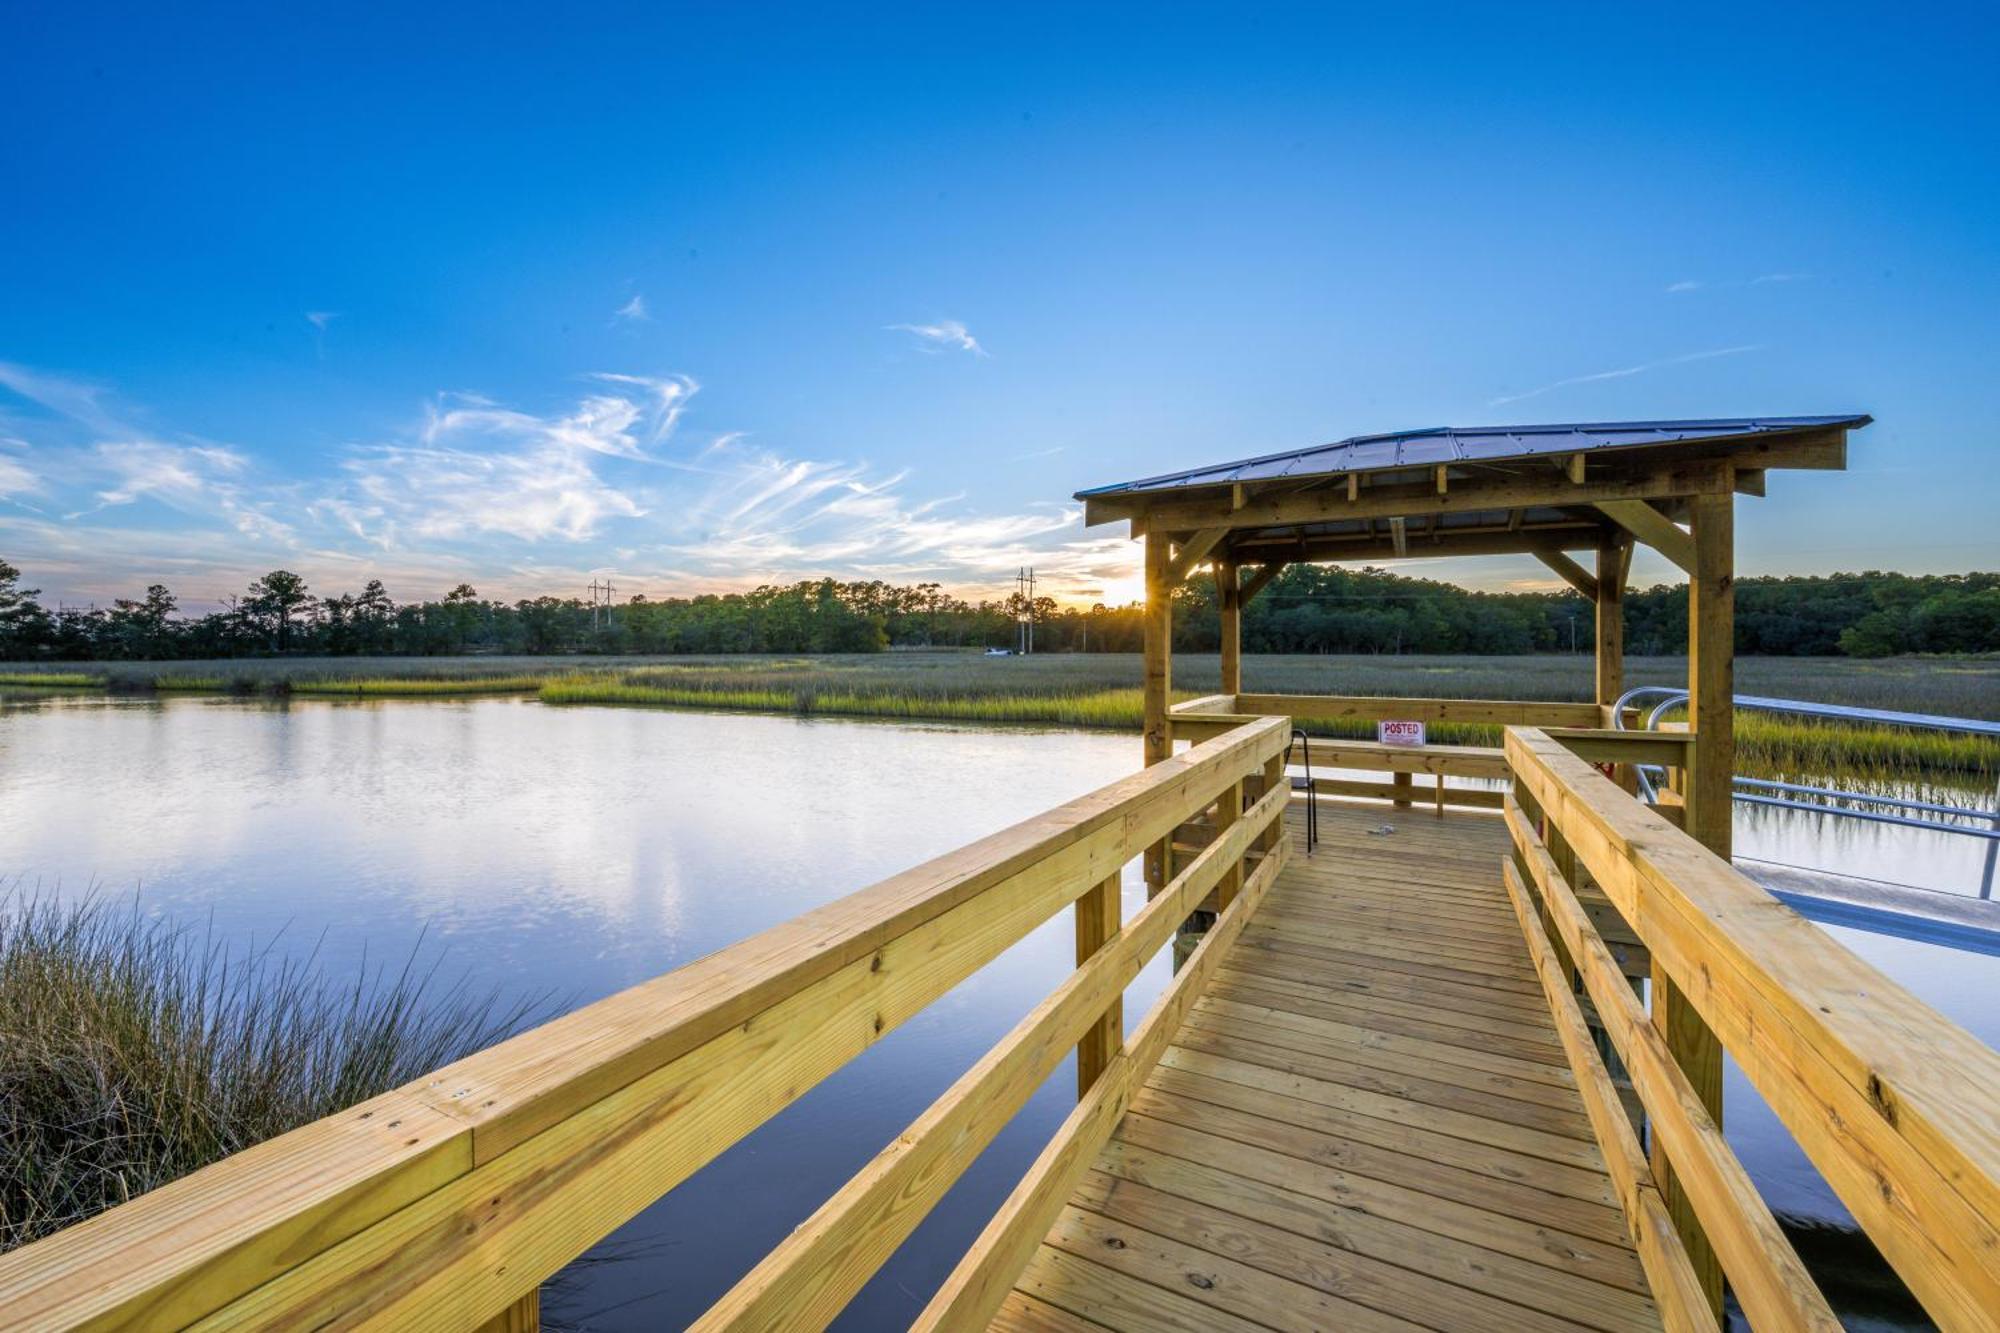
1237, 561, 1285, 606
1388, 515, 1409, 558
1566, 453, 1588, 485
1216, 560, 1241, 696
1230, 523, 1613, 565
1075, 425, 1852, 531
1235, 693, 1603, 728
1657, 487, 1734, 1318
1595, 541, 1630, 711
1597, 499, 1696, 573
1143, 531, 1173, 892
1433, 464, 1449, 495
1534, 550, 1599, 600
1734, 468, 1766, 496
476, 1291, 539, 1333
1074, 874, 1122, 1096
1166, 527, 1229, 584
1127, 458, 1735, 534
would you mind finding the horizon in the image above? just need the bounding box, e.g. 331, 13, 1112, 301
4, 5, 1997, 611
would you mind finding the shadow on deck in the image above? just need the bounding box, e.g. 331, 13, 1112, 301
1000, 801, 1659, 1332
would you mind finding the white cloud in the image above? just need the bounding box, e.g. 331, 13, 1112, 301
889, 319, 986, 356
613, 294, 649, 323
1752, 272, 1810, 285
1665, 280, 1703, 293
1488, 345, 1763, 408
306, 311, 339, 331
0, 361, 1128, 607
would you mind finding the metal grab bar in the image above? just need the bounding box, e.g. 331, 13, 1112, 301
1285, 727, 1318, 854
1610, 686, 2000, 897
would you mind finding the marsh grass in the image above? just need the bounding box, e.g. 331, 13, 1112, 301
150, 674, 231, 691
0, 673, 102, 688
287, 674, 551, 696
0, 892, 547, 1252
540, 667, 1998, 777
12, 651, 1995, 776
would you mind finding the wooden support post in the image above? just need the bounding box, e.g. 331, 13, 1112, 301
476, 1291, 539, 1333
1594, 542, 1628, 717
1143, 532, 1173, 894
1260, 754, 1284, 856
1392, 771, 1412, 808
1213, 781, 1244, 913
1074, 873, 1123, 1096
1217, 559, 1241, 698
1654, 487, 1732, 1318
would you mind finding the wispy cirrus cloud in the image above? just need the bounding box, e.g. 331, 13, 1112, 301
889, 318, 986, 356
1666, 272, 1812, 294
612, 294, 649, 323
0, 362, 1130, 608
305, 311, 339, 331
1488, 345, 1763, 408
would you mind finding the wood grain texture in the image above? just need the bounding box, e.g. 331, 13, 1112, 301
1509, 726, 2000, 1330
995, 800, 1664, 1333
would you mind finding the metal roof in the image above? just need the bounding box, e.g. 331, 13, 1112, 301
1075, 414, 1871, 499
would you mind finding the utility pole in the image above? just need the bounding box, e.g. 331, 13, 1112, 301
1027, 566, 1036, 654
587, 578, 617, 632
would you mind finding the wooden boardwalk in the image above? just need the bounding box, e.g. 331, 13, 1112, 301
996, 800, 1661, 1333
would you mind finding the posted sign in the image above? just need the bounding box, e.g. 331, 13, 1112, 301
1377, 720, 1427, 747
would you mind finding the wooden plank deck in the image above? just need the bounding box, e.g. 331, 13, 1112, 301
996, 799, 1661, 1333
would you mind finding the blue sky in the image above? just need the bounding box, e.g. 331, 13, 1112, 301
2, 3, 1995, 608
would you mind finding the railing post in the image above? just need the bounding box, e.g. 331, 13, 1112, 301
1659, 487, 1732, 1319
1143, 531, 1173, 895
1217, 559, 1242, 697
1075, 872, 1123, 1096
476, 1291, 538, 1333
1215, 779, 1243, 912
1260, 752, 1285, 855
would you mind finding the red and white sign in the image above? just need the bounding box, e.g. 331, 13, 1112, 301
1377, 720, 1427, 747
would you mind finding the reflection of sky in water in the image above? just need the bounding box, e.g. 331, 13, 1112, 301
3, 695, 1991, 1326
0, 695, 1165, 1328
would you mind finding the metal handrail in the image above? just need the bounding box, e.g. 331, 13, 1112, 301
1611, 686, 2000, 898
1285, 727, 1318, 854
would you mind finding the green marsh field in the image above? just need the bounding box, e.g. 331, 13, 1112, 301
5, 651, 1995, 779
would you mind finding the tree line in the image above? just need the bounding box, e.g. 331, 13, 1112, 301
1, 558, 1994, 661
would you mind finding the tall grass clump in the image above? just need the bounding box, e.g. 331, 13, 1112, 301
0, 673, 102, 688
149, 674, 230, 691
0, 893, 546, 1252
288, 674, 551, 697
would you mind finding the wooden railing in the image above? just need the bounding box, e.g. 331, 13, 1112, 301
0, 716, 1292, 1332
1503, 725, 2000, 1332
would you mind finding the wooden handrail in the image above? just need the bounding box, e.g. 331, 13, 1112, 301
695, 781, 1293, 1328
1505, 725, 2000, 1330
1230, 692, 1603, 728
1504, 795, 1838, 1331
0, 715, 1290, 1332
1498, 857, 1712, 1333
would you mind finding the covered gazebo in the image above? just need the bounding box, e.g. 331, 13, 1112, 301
1074, 413, 1868, 1304
1077, 412, 1868, 866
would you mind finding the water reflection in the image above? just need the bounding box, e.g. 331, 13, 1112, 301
2, 694, 1990, 1328
1, 694, 1167, 1327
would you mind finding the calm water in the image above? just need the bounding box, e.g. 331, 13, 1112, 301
3, 694, 1991, 1328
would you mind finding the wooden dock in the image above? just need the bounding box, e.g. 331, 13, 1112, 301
3, 710, 1995, 1333
999, 801, 1660, 1333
